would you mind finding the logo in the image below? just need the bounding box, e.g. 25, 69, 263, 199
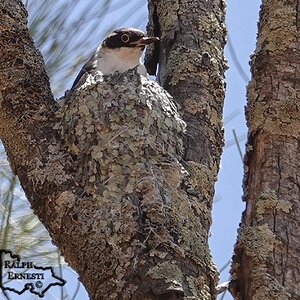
0, 249, 66, 298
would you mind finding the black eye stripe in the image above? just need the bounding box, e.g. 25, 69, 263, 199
103, 29, 145, 48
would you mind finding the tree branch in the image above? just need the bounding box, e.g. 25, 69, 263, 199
0, 0, 79, 217
0, 1, 226, 299
230, 0, 300, 298
146, 0, 227, 296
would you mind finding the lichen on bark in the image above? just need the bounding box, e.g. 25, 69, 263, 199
230, 0, 300, 299
1, 0, 227, 299
146, 0, 227, 297
55, 70, 218, 299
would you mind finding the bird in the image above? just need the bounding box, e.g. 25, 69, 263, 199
71, 28, 159, 89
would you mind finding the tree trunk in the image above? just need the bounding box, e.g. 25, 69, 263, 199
146, 0, 227, 297
0, 0, 226, 299
230, 0, 300, 299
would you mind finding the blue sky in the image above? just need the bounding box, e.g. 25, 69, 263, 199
1, 1, 262, 299
211, 1, 261, 299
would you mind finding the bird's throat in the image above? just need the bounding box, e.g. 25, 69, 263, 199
97, 47, 143, 75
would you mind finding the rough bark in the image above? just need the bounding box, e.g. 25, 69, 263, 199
1, 1, 226, 299
230, 0, 300, 299
145, 0, 227, 298
0, 1, 79, 219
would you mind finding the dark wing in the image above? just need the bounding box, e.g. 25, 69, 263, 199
71, 53, 97, 89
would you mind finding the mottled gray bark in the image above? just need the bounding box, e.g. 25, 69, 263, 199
0, 1, 78, 219
146, 0, 227, 298
0, 0, 226, 299
230, 0, 300, 299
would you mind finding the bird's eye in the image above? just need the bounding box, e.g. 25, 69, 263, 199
121, 34, 130, 43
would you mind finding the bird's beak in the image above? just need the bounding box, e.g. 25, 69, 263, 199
130, 36, 159, 47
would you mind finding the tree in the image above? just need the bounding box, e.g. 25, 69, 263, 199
230, 0, 300, 299
0, 0, 226, 299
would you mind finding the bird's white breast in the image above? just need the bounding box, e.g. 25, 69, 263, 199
95, 47, 147, 77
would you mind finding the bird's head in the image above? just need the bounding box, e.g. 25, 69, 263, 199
102, 28, 159, 51
97, 28, 159, 76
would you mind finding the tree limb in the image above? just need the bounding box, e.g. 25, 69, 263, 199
0, 1, 226, 299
